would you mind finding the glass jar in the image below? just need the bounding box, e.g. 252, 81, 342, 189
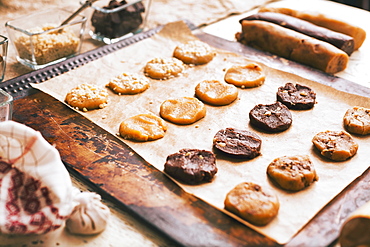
6, 8, 87, 70
85, 0, 151, 44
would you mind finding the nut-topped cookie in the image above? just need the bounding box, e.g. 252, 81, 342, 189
224, 182, 279, 226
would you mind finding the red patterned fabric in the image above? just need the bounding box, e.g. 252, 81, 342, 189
0, 121, 75, 235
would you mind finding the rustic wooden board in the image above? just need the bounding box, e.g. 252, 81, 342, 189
8, 31, 370, 247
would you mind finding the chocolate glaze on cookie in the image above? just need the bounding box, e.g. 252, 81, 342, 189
164, 149, 217, 184
213, 128, 262, 159
277, 83, 316, 110
249, 102, 292, 132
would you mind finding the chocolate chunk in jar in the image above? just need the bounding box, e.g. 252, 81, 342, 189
213, 127, 262, 159
91, 0, 145, 39
249, 102, 292, 132
164, 149, 218, 185
276, 83, 316, 110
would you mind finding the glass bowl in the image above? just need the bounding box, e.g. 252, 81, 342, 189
84, 0, 151, 44
0, 88, 13, 122
0, 35, 8, 82
5, 8, 87, 70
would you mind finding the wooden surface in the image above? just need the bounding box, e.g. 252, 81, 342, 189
12, 91, 278, 247
3, 0, 370, 246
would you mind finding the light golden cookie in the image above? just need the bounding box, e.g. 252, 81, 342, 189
312, 130, 358, 161
144, 57, 184, 80
195, 80, 238, 106
119, 113, 167, 141
65, 83, 109, 111
267, 155, 319, 191
224, 182, 279, 226
343, 106, 370, 135
224, 63, 266, 88
173, 40, 216, 65
107, 72, 150, 95
160, 96, 206, 125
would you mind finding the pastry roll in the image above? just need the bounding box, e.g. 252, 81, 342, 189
236, 20, 349, 74
259, 7, 366, 50
241, 12, 355, 55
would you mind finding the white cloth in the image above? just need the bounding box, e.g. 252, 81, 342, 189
0, 121, 75, 234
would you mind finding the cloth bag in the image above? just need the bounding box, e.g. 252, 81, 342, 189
0, 121, 76, 234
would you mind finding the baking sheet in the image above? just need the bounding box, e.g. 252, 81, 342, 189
33, 21, 370, 244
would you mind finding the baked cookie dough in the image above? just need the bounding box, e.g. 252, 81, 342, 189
343, 106, 370, 135
119, 113, 167, 141
173, 40, 216, 65
164, 148, 218, 184
160, 96, 206, 125
107, 72, 150, 95
249, 102, 292, 132
65, 83, 109, 111
276, 83, 316, 110
144, 57, 184, 79
224, 63, 265, 88
224, 182, 280, 226
267, 155, 319, 191
195, 80, 238, 106
312, 130, 358, 161
213, 128, 262, 159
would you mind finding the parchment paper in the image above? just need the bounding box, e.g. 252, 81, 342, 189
33, 21, 370, 244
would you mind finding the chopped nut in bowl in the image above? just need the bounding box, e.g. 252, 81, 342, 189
5, 8, 86, 70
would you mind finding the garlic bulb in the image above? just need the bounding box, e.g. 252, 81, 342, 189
66, 192, 110, 235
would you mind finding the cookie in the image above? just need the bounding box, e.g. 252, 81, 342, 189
276, 83, 316, 110
119, 113, 167, 141
312, 130, 358, 161
249, 102, 292, 132
173, 40, 215, 65
224, 63, 266, 88
65, 83, 109, 112
107, 72, 150, 95
213, 128, 262, 159
343, 106, 370, 135
144, 57, 184, 79
224, 182, 279, 226
195, 80, 238, 106
164, 148, 218, 184
267, 155, 319, 191
160, 97, 206, 125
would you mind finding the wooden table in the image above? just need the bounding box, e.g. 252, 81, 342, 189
1, 1, 370, 246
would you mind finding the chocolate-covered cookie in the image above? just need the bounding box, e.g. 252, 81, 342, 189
277, 83, 316, 110
249, 102, 292, 132
213, 128, 262, 159
164, 149, 217, 184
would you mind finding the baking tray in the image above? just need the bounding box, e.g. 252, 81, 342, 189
2, 21, 370, 247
